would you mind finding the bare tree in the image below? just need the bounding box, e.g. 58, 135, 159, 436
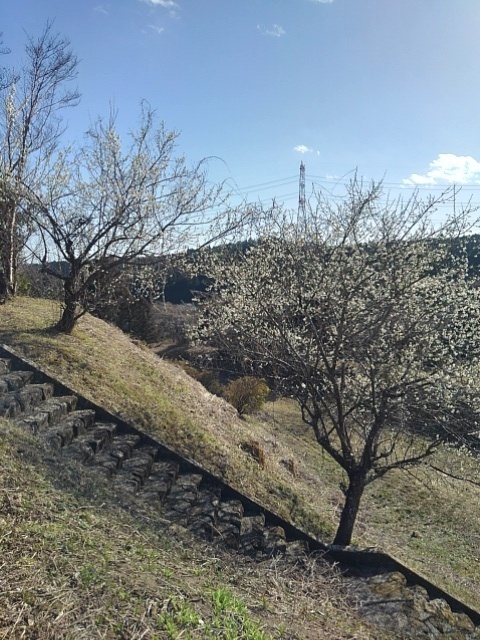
27, 104, 248, 333
0, 22, 79, 300
193, 180, 480, 546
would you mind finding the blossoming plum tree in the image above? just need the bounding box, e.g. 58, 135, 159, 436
26, 104, 247, 333
194, 180, 480, 545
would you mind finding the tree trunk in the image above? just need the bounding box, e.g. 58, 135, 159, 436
332, 471, 366, 546
56, 301, 79, 334
0, 270, 8, 303
0, 202, 17, 301
6, 205, 17, 297
56, 277, 81, 334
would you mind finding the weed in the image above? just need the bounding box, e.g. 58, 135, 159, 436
211, 588, 270, 640
79, 563, 103, 587
157, 597, 202, 637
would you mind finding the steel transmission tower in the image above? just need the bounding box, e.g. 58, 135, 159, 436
298, 161, 306, 219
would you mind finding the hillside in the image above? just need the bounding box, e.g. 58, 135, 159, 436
1, 297, 480, 637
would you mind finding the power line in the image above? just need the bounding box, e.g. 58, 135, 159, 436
226, 175, 298, 196
308, 174, 480, 191
222, 171, 480, 213
231, 171, 480, 195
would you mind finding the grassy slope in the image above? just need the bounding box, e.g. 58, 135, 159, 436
0, 298, 334, 538
1, 297, 479, 616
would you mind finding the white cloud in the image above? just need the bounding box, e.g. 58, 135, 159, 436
267, 24, 285, 37
294, 145, 313, 154
94, 4, 108, 14
309, 0, 335, 3
404, 154, 480, 186
257, 24, 286, 38
141, 0, 178, 7
140, 0, 179, 20
148, 24, 165, 34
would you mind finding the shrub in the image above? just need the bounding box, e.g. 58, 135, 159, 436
222, 376, 269, 416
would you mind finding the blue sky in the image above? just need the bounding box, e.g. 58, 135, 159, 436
3, 0, 480, 214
